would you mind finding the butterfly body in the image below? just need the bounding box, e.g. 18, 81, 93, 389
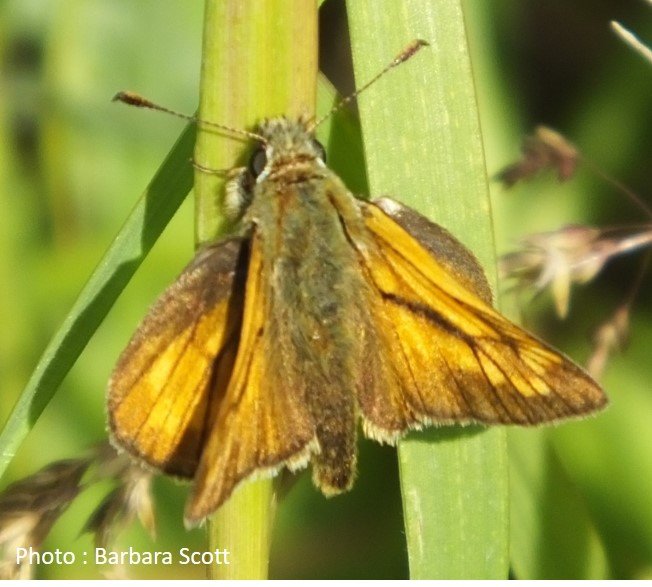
243, 118, 375, 496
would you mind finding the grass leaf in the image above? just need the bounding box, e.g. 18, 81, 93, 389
346, 0, 509, 578
197, 1, 318, 579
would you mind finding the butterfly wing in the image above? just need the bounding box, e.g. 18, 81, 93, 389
108, 238, 247, 478
184, 230, 318, 524
352, 200, 607, 441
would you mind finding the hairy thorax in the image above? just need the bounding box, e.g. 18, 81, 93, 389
248, 172, 369, 378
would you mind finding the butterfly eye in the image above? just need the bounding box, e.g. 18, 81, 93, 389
249, 146, 267, 178
312, 139, 327, 163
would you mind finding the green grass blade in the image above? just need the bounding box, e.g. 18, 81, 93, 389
193, 0, 318, 244
196, 0, 318, 579
346, 0, 509, 579
0, 123, 195, 477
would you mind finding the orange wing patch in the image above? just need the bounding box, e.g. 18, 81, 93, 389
108, 239, 246, 478
353, 203, 607, 439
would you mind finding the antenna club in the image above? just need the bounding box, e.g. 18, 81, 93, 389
393, 39, 430, 65
309, 39, 430, 132
112, 91, 154, 109
112, 90, 266, 143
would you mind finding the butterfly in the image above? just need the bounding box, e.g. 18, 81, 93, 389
108, 44, 607, 527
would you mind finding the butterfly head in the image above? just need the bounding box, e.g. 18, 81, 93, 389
249, 116, 327, 183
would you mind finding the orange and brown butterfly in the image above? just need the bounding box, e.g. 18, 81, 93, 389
108, 41, 607, 527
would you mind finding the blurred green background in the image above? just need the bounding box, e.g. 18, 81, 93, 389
1, 0, 651, 579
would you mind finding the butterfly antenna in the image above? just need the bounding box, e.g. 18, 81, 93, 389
112, 91, 266, 143
309, 39, 429, 132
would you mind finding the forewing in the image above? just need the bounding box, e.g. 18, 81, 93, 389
185, 232, 317, 524
108, 238, 247, 478
353, 201, 607, 439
